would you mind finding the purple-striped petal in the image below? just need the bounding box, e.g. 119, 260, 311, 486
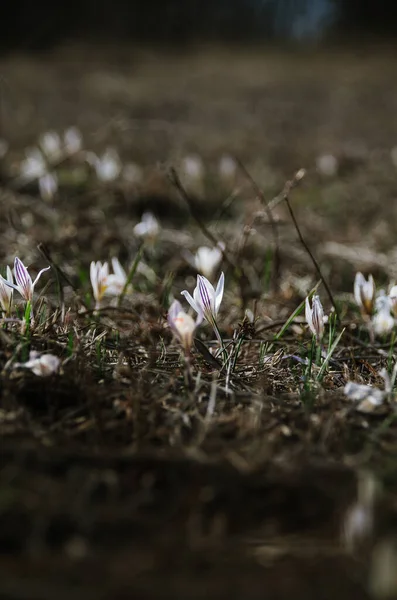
14, 257, 33, 301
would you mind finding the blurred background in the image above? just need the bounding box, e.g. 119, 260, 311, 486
2, 0, 397, 49
1, 0, 397, 277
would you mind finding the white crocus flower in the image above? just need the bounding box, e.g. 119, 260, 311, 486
64, 127, 83, 154
0, 266, 14, 315
182, 154, 205, 182
372, 292, 394, 337
20, 148, 47, 180
133, 212, 160, 240
90, 258, 130, 308
39, 172, 58, 202
0, 257, 50, 304
194, 243, 224, 280
218, 154, 237, 183
305, 294, 325, 343
181, 272, 224, 329
105, 257, 128, 296
39, 131, 62, 161
15, 351, 60, 377
90, 261, 110, 309
168, 299, 202, 353
94, 148, 122, 182
354, 272, 375, 319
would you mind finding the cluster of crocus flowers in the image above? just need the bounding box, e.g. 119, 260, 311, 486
354, 272, 395, 337
305, 294, 325, 344
0, 258, 50, 319
181, 272, 225, 346
90, 258, 129, 309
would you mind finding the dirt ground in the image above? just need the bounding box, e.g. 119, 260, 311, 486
1, 43, 397, 599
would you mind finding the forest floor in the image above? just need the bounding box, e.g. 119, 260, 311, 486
0, 43, 397, 599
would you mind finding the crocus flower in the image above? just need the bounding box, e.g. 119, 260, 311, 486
133, 212, 160, 240
0, 257, 50, 304
372, 292, 394, 337
354, 272, 375, 319
168, 299, 202, 352
94, 148, 122, 182
181, 272, 224, 329
19, 148, 47, 180
90, 258, 130, 308
39, 131, 62, 161
64, 127, 83, 155
15, 351, 60, 376
218, 154, 237, 183
305, 294, 325, 343
90, 261, 110, 309
194, 244, 224, 280
182, 154, 205, 182
106, 257, 129, 296
0, 266, 13, 314
39, 172, 58, 202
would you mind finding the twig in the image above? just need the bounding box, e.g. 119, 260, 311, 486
234, 158, 281, 292
279, 169, 340, 321
168, 166, 252, 308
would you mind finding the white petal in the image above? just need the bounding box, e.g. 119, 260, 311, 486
214, 272, 225, 314
181, 290, 201, 315
111, 257, 126, 281
354, 272, 365, 307
305, 297, 314, 335
32, 266, 51, 289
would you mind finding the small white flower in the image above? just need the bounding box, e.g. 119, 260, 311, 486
20, 148, 47, 180
305, 294, 325, 342
64, 127, 83, 154
90, 258, 129, 308
39, 131, 62, 161
218, 154, 237, 182
181, 272, 224, 328
182, 154, 204, 181
0, 257, 50, 304
372, 292, 394, 337
354, 272, 375, 318
168, 299, 202, 352
94, 148, 122, 182
39, 172, 58, 202
194, 244, 224, 280
15, 351, 60, 377
133, 212, 160, 240
0, 266, 14, 314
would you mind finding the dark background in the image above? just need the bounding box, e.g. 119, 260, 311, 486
2, 0, 397, 52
